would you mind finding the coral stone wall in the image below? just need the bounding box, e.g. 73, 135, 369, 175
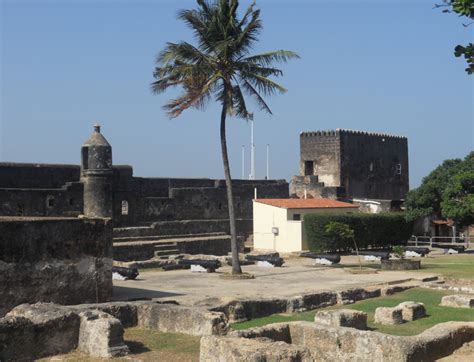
0, 163, 289, 228
297, 130, 409, 202
339, 131, 409, 200
0, 217, 112, 316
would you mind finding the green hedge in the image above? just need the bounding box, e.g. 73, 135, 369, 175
304, 212, 413, 252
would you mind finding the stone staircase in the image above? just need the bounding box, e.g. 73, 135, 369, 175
113, 225, 233, 262
112, 218, 251, 262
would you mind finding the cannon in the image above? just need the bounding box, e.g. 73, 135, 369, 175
245, 254, 285, 267
300, 252, 341, 264
178, 259, 221, 272
431, 244, 465, 253
112, 266, 139, 280
403, 247, 431, 256
162, 263, 190, 271
358, 250, 390, 260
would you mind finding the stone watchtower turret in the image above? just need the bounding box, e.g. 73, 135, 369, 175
81, 124, 113, 218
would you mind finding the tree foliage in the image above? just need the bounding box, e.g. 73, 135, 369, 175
151, 0, 299, 118
436, 0, 474, 74
441, 171, 474, 225
406, 151, 474, 226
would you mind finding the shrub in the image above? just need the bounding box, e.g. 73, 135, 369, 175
304, 212, 413, 252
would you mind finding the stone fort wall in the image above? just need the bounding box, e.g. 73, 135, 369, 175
0, 162, 289, 228
0, 217, 112, 316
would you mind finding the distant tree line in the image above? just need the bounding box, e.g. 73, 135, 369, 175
405, 151, 474, 228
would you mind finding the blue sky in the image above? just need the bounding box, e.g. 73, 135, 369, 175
1, 0, 472, 188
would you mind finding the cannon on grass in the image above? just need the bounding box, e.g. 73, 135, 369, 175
300, 252, 341, 264
245, 254, 285, 267
112, 266, 139, 280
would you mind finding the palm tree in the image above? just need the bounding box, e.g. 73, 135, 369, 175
151, 0, 298, 274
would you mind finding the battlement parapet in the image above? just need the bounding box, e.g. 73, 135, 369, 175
301, 129, 407, 139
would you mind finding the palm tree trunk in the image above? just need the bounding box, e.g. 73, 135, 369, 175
220, 103, 242, 275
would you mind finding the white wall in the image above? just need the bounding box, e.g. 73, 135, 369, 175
254, 202, 357, 252
253, 202, 303, 252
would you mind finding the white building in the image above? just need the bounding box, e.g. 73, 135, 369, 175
253, 198, 358, 252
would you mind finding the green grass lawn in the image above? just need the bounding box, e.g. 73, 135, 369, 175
39, 328, 200, 361
411, 254, 474, 280
231, 288, 474, 336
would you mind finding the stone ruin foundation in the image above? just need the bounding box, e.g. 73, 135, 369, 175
1, 278, 473, 361
201, 321, 474, 361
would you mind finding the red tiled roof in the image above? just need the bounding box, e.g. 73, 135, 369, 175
255, 198, 358, 209
432, 219, 454, 226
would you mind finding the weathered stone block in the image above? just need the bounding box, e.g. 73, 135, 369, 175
440, 294, 474, 309
374, 306, 404, 325
2, 303, 80, 360
78, 310, 129, 357
137, 303, 228, 336
337, 288, 381, 304
314, 309, 367, 330
398, 301, 426, 321
200, 335, 310, 362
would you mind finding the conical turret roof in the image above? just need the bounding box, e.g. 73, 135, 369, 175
83, 124, 111, 147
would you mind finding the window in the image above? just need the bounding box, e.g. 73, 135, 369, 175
293, 214, 301, 221
69, 198, 74, 206
17, 204, 24, 216
369, 162, 374, 172
304, 161, 314, 176
395, 164, 402, 175
121, 200, 129, 215
46, 196, 55, 208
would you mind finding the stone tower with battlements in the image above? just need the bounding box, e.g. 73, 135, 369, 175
291, 129, 409, 211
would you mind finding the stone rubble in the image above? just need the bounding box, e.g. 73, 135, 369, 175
374, 306, 404, 325
440, 294, 474, 309
314, 309, 367, 330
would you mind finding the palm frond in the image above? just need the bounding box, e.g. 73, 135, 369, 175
242, 72, 287, 96
157, 42, 214, 66
163, 74, 220, 118
231, 84, 250, 119
241, 78, 273, 114
242, 50, 300, 65
236, 62, 283, 77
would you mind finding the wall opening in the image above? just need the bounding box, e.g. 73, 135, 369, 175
81, 147, 89, 170
395, 164, 402, 175
121, 200, 129, 215
46, 196, 55, 208
304, 161, 314, 176
293, 214, 301, 221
